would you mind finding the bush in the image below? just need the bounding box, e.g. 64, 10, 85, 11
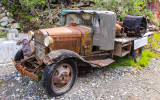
19, 0, 46, 11
93, 0, 153, 21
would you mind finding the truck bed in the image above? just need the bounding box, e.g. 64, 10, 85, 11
115, 32, 154, 43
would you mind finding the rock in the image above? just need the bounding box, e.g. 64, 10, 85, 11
4, 10, 7, 13
0, 13, 5, 19
0, 27, 9, 31
11, 23, 20, 29
0, 7, 5, 11
0, 21, 8, 27
6, 12, 13, 17
8, 18, 15, 23
8, 28, 19, 34
6, 24, 12, 28
15, 77, 21, 82
0, 17, 8, 22
43, 95, 48, 98
32, 96, 36, 99
0, 3, 2, 7
16, 88, 20, 92
29, 81, 33, 85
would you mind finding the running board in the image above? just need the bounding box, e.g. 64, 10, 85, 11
88, 58, 115, 67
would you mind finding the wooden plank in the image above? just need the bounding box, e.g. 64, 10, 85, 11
115, 37, 137, 43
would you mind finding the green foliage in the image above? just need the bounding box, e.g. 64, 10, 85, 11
12, 8, 38, 22
0, 32, 7, 38
138, 49, 157, 67
109, 50, 157, 70
19, 0, 46, 11
1, 0, 9, 5
18, 23, 24, 31
38, 73, 42, 81
109, 56, 136, 69
93, 0, 153, 20
148, 32, 160, 49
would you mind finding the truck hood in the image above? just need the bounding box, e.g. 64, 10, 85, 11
38, 26, 91, 38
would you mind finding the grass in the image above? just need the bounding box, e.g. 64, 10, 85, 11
109, 32, 160, 70
109, 49, 157, 70
0, 32, 7, 38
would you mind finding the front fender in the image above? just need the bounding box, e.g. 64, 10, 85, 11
43, 49, 89, 66
17, 37, 35, 59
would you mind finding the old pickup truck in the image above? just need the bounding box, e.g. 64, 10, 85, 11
13, 10, 149, 97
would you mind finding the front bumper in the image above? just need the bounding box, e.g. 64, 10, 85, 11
12, 59, 38, 81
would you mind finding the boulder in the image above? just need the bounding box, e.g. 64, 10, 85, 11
0, 27, 9, 31
0, 3, 2, 7
8, 18, 15, 23
8, 28, 19, 36
0, 21, 8, 27
0, 13, 5, 19
0, 7, 5, 11
11, 23, 20, 29
6, 24, 12, 28
7, 32, 16, 40
6, 12, 13, 17
0, 16, 8, 22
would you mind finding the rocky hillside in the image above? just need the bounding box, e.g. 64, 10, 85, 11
0, 4, 21, 39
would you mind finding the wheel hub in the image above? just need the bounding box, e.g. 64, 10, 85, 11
59, 72, 69, 84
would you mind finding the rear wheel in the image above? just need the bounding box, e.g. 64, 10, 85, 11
42, 59, 77, 97
133, 47, 143, 62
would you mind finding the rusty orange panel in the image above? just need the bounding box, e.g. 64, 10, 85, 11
73, 26, 92, 55
50, 37, 81, 54
44, 26, 82, 38
80, 32, 93, 56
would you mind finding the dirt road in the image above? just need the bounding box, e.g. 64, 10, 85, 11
0, 58, 160, 100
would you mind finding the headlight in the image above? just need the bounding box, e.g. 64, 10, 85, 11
44, 36, 53, 47
28, 31, 34, 40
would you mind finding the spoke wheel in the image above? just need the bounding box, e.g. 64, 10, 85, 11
133, 47, 143, 62
42, 59, 77, 97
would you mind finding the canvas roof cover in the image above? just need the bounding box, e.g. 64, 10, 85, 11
61, 10, 115, 15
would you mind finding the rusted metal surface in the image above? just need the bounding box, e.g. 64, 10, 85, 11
12, 59, 38, 81
50, 37, 81, 54
80, 30, 93, 56
44, 26, 91, 55
83, 53, 110, 61
88, 58, 115, 67
44, 26, 82, 38
17, 37, 32, 59
51, 63, 73, 91
43, 49, 89, 66
115, 23, 124, 37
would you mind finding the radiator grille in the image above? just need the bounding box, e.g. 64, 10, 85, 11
34, 34, 45, 59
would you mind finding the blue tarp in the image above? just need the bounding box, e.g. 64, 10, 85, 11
61, 10, 114, 15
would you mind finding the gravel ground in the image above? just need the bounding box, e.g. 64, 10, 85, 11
0, 58, 160, 100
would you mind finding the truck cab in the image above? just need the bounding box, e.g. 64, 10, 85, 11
13, 10, 148, 97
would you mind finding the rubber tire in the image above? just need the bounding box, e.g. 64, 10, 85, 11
14, 49, 24, 61
133, 48, 143, 62
42, 59, 77, 97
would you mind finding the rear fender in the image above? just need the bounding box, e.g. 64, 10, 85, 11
43, 49, 90, 66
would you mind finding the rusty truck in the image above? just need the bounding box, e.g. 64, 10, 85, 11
13, 10, 150, 97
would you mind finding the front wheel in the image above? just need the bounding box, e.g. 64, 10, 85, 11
42, 59, 77, 97
133, 47, 143, 62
